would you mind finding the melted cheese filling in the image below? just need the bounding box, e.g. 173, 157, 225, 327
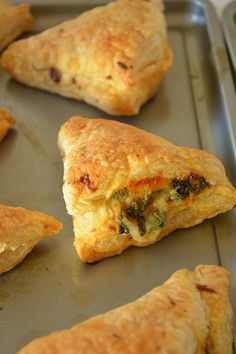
111, 173, 209, 242
111, 187, 171, 242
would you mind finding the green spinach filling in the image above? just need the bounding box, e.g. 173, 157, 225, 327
119, 221, 129, 234
112, 173, 208, 237
170, 174, 208, 200
126, 195, 153, 236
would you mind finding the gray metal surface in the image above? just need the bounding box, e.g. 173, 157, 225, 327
223, 1, 236, 81
0, 1, 235, 353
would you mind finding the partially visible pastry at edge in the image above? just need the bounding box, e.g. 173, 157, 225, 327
0, 105, 15, 141
58, 116, 236, 263
0, 204, 62, 275
0, 2, 33, 51
17, 265, 233, 354
0, 0, 172, 116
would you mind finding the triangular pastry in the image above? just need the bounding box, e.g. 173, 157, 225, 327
58, 116, 236, 263
0, 204, 62, 275
0, 106, 15, 141
17, 265, 233, 354
0, 2, 33, 51
1, 0, 172, 116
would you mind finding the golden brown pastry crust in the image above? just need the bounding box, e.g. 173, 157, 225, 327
194, 265, 233, 353
17, 265, 233, 354
58, 116, 236, 263
0, 105, 15, 141
0, 0, 172, 116
0, 2, 33, 52
0, 204, 62, 275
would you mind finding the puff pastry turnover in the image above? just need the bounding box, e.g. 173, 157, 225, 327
0, 2, 33, 52
17, 265, 233, 354
0, 105, 15, 141
58, 116, 236, 263
0, 204, 62, 275
1, 0, 172, 116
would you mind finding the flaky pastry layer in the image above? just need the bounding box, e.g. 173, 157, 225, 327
58, 116, 236, 263
0, 2, 33, 51
17, 265, 233, 354
0, 204, 62, 274
1, 0, 172, 115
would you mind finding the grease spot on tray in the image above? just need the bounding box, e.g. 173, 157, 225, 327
216, 47, 229, 74
16, 120, 60, 170
71, 312, 88, 324
2, 192, 60, 210
70, 287, 95, 307
0, 290, 9, 300
16, 329, 46, 352
0, 245, 64, 297
18, 247, 73, 282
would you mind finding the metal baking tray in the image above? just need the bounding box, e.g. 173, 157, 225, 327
223, 1, 236, 83
0, 1, 236, 353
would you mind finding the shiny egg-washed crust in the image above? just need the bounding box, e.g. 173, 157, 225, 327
17, 265, 233, 354
0, 204, 62, 275
0, 106, 15, 142
58, 116, 236, 263
0, 0, 172, 116
0, 2, 33, 52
